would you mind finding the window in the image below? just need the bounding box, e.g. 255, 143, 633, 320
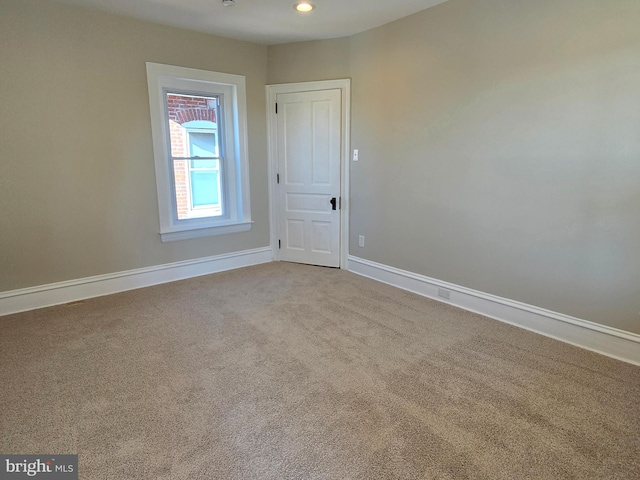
184, 120, 222, 218
175, 114, 221, 220
146, 63, 252, 242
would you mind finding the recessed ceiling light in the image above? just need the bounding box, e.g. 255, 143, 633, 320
294, 2, 315, 13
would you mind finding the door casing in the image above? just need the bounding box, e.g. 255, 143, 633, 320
266, 79, 351, 269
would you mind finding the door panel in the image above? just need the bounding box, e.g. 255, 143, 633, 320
286, 219, 305, 250
277, 89, 341, 267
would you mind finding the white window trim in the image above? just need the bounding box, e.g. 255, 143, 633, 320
146, 63, 252, 242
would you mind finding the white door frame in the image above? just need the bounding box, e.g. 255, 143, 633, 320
266, 79, 351, 269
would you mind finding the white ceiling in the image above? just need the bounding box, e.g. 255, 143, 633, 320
50, 0, 450, 45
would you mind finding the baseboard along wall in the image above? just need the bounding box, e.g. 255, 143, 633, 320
348, 256, 640, 366
2, 248, 637, 366
0, 247, 273, 317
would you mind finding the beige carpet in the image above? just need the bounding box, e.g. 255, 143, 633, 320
1, 262, 639, 479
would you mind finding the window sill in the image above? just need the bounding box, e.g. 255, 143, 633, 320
160, 221, 253, 243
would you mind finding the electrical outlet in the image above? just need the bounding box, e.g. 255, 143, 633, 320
358, 235, 365, 247
437, 288, 451, 300
353, 149, 359, 162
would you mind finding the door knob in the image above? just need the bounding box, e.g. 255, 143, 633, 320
330, 197, 337, 210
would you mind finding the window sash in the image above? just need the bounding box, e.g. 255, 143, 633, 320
164, 91, 225, 221
172, 156, 225, 219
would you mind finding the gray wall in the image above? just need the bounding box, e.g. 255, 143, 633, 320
0, 0, 269, 291
267, 37, 350, 84
2, 0, 639, 334
270, 0, 640, 334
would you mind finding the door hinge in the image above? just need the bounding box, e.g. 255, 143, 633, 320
339, 197, 342, 210
277, 173, 280, 184
278, 239, 281, 249
275, 103, 278, 114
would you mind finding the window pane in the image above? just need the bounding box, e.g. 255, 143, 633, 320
191, 171, 219, 207
190, 159, 217, 169
189, 132, 217, 159
166, 93, 218, 158
175, 158, 223, 220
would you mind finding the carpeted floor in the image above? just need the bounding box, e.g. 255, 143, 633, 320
1, 262, 639, 479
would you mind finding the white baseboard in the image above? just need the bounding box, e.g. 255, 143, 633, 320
0, 247, 273, 317
348, 256, 640, 366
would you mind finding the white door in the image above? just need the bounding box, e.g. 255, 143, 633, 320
277, 89, 342, 267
